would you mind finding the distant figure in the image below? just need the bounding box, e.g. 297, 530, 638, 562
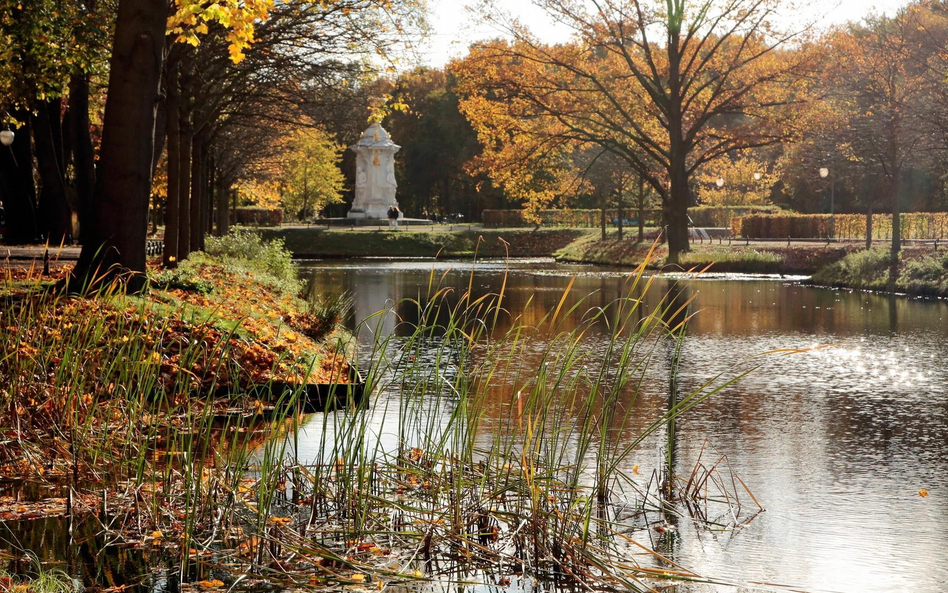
387, 206, 400, 229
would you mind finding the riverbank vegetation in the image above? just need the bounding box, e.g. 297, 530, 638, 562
811, 248, 948, 297
260, 227, 586, 258
1, 239, 761, 590
1, 231, 352, 482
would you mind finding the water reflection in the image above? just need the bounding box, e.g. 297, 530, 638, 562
299, 258, 948, 593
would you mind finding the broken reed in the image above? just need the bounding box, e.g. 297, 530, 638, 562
0, 249, 736, 591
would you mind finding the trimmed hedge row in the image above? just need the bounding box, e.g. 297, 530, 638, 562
235, 207, 283, 227
688, 205, 781, 227
733, 212, 948, 240
482, 208, 661, 228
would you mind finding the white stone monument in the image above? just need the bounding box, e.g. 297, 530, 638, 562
348, 122, 401, 219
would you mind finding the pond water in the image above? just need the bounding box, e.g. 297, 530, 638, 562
297, 258, 948, 593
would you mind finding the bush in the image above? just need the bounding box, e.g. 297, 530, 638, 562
811, 248, 895, 291
203, 229, 298, 290
899, 254, 948, 296
150, 263, 215, 294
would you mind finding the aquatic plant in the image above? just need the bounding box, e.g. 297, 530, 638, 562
0, 240, 756, 591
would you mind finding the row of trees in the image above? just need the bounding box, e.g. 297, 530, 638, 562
4, 0, 948, 280
0, 0, 423, 287
440, 0, 948, 258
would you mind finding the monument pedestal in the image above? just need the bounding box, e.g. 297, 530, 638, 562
348, 123, 400, 219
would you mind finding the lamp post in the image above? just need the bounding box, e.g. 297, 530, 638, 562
716, 177, 728, 231
0, 129, 15, 168
820, 167, 834, 240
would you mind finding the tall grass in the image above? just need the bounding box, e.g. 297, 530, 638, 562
256, 249, 753, 590
0, 243, 753, 591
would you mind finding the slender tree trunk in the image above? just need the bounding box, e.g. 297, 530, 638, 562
617, 189, 624, 241
189, 132, 204, 251
865, 205, 873, 250
72, 0, 167, 290
637, 176, 646, 243
151, 98, 167, 177
178, 110, 192, 259
0, 115, 38, 244
890, 170, 901, 254
600, 193, 606, 240
163, 63, 180, 268
204, 157, 213, 236
69, 74, 97, 245
216, 170, 229, 236
34, 98, 73, 244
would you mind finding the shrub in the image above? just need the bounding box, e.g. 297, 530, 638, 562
811, 248, 895, 290
150, 263, 215, 294
203, 229, 298, 291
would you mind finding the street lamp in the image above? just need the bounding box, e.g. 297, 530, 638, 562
820, 167, 834, 240
0, 130, 13, 147
753, 172, 762, 182
716, 177, 729, 231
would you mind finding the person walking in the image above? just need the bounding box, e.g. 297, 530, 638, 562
388, 206, 400, 229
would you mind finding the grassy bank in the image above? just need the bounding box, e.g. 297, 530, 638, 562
259, 226, 587, 258
1, 229, 352, 483
811, 247, 948, 297
555, 231, 855, 274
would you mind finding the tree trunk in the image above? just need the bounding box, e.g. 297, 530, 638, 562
151, 98, 167, 177
0, 115, 38, 244
34, 98, 73, 244
69, 73, 97, 245
617, 189, 624, 241
178, 111, 192, 259
163, 63, 180, 268
72, 0, 167, 291
865, 205, 873, 250
216, 168, 229, 236
665, 16, 690, 264
890, 171, 901, 254
637, 176, 645, 243
189, 132, 204, 251
600, 193, 606, 240
204, 156, 213, 235
665, 153, 691, 264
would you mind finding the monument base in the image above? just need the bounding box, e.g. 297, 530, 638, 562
347, 206, 400, 219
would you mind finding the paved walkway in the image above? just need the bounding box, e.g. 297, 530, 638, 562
2, 244, 80, 262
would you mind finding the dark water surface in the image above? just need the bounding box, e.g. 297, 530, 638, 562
298, 258, 948, 593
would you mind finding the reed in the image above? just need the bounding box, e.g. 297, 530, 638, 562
0, 238, 756, 591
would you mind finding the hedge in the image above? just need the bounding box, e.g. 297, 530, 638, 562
688, 205, 781, 227
482, 208, 661, 228
732, 212, 948, 240
234, 207, 283, 227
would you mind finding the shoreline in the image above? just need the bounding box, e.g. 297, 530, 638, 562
263, 226, 948, 299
